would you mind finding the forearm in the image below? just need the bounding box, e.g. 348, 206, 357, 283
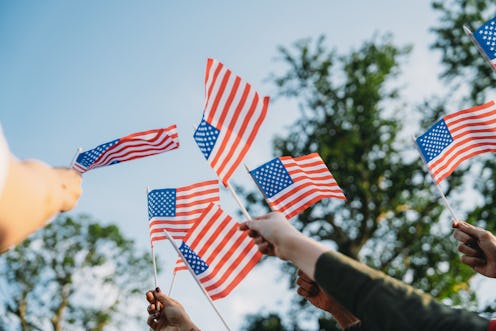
278, 232, 329, 280
314, 252, 489, 331
0, 157, 64, 249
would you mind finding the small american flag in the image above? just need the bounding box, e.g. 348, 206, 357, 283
73, 125, 179, 173
416, 100, 496, 184
174, 203, 262, 300
194, 58, 269, 186
473, 16, 496, 68
148, 180, 220, 242
249, 153, 346, 220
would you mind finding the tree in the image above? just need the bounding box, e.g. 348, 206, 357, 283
241, 312, 289, 331
430, 0, 496, 225
242, 33, 477, 330
431, 0, 496, 104
0, 214, 152, 331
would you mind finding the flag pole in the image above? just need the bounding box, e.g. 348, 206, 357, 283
163, 230, 232, 331
147, 187, 160, 288
226, 180, 252, 220
168, 273, 176, 296
463, 24, 496, 73
70, 147, 82, 168
411, 136, 459, 222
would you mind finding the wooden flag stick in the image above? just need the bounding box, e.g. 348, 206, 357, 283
243, 164, 361, 330
163, 230, 232, 331
147, 187, 160, 289
463, 24, 496, 74
412, 136, 459, 222
151, 242, 159, 288
226, 180, 252, 220
70, 147, 82, 168
168, 272, 176, 296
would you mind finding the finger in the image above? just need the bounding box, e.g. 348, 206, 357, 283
239, 223, 249, 231
297, 269, 312, 282
458, 243, 481, 257
146, 291, 155, 303
253, 213, 273, 221
258, 242, 275, 255
247, 229, 260, 239
455, 221, 487, 240
461, 255, 486, 268
242, 220, 262, 233
297, 287, 310, 297
147, 304, 156, 314
453, 229, 474, 244
297, 284, 319, 298
254, 236, 266, 245
296, 276, 315, 289
147, 314, 158, 329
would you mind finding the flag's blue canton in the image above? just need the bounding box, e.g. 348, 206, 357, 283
475, 17, 496, 61
179, 242, 209, 275
194, 118, 220, 160
147, 189, 176, 219
76, 139, 119, 168
250, 158, 294, 198
416, 119, 453, 162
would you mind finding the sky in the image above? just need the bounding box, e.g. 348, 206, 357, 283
0, 1, 464, 330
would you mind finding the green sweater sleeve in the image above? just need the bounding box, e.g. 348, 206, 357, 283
314, 251, 489, 331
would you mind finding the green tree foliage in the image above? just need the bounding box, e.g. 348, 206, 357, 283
242, 312, 295, 331
431, 0, 496, 104
0, 215, 152, 331
271, 34, 473, 300
242, 34, 478, 330
431, 0, 496, 245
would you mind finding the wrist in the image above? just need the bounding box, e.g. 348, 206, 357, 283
282, 235, 329, 280
277, 231, 307, 260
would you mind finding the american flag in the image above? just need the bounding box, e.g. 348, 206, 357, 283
416, 100, 496, 184
174, 203, 262, 300
194, 58, 269, 186
249, 153, 346, 220
148, 180, 220, 242
73, 125, 179, 173
473, 16, 496, 68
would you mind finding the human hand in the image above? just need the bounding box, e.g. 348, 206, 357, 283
452, 221, 496, 278
146, 288, 200, 331
296, 269, 361, 330
239, 212, 304, 260
54, 167, 82, 212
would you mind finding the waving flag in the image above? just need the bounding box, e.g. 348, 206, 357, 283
416, 101, 496, 184
469, 16, 496, 69
174, 203, 262, 300
147, 180, 220, 242
249, 153, 346, 220
194, 58, 269, 186
73, 125, 179, 173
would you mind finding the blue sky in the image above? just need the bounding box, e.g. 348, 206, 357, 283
0, 1, 448, 330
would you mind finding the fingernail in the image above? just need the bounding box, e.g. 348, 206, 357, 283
155, 287, 161, 292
